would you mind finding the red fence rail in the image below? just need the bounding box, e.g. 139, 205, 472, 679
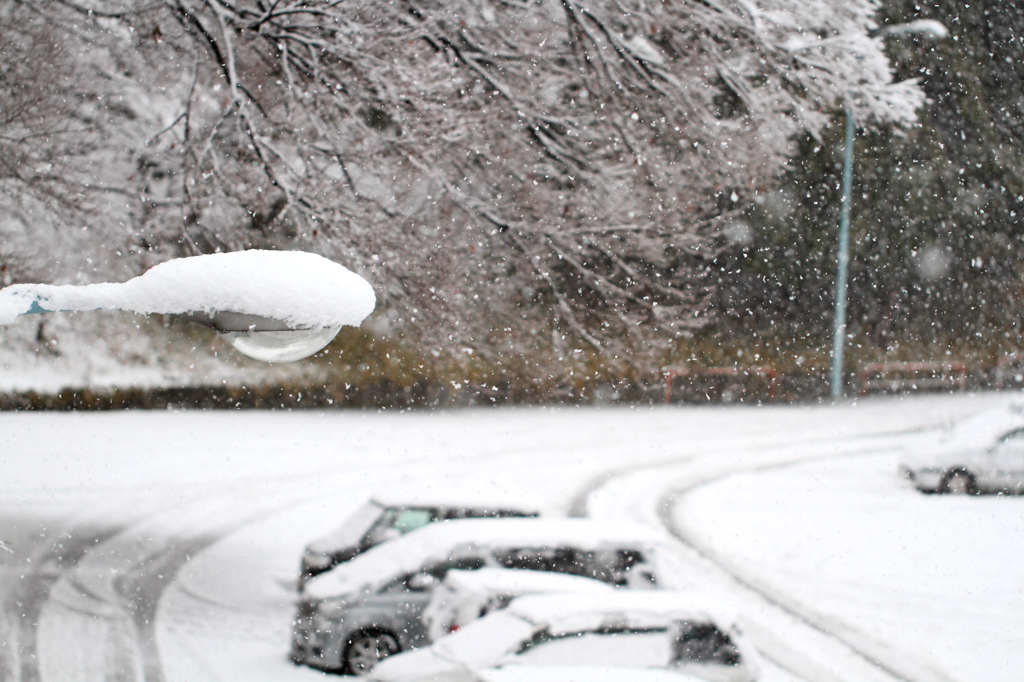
858, 361, 968, 396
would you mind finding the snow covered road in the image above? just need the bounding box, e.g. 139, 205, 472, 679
1, 393, 1018, 681
675, 452, 1024, 682
585, 433, 956, 682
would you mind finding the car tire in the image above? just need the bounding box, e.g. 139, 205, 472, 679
941, 469, 977, 495
343, 631, 400, 675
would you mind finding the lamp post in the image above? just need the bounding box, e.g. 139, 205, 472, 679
0, 250, 375, 363
830, 104, 856, 401
828, 20, 948, 401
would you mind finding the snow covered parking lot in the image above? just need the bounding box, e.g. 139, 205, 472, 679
676, 451, 1024, 682
1, 392, 1020, 681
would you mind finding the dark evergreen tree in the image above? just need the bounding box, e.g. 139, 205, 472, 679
724, 0, 1024, 359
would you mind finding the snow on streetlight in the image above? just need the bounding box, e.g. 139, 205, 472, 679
785, 20, 949, 52
873, 20, 949, 40
0, 250, 375, 363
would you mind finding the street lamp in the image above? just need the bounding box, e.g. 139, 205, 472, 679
830, 103, 856, 401
0, 250, 376, 363
829, 19, 948, 401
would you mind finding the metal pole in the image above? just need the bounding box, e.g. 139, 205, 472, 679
831, 103, 855, 401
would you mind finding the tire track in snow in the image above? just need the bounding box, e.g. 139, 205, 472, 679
582, 428, 957, 682
25, 476, 333, 682
11, 399, 987, 681
25, 525, 225, 682
32, 456, 463, 682
37, 500, 304, 682
656, 458, 956, 682
0, 521, 122, 682
114, 535, 223, 682
565, 419, 941, 521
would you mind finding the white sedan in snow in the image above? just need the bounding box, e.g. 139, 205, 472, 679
899, 403, 1024, 494
367, 591, 759, 682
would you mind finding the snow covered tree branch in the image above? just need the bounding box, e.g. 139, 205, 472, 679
1, 0, 922, 370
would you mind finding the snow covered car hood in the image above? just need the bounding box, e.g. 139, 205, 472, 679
424, 568, 615, 640
302, 517, 664, 601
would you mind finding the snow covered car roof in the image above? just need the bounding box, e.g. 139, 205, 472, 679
505, 591, 739, 636
899, 400, 1024, 468
302, 517, 664, 601
439, 567, 617, 597
368, 491, 541, 513
946, 402, 1024, 442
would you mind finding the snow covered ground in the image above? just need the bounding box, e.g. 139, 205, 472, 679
676, 452, 1024, 682
0, 392, 1019, 681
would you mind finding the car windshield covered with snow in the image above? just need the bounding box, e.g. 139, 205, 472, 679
300, 495, 539, 580
368, 590, 759, 682
422, 567, 616, 641
292, 518, 663, 674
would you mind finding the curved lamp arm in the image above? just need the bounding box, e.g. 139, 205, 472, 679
0, 250, 376, 363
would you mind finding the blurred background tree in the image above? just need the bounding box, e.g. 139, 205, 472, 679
720, 0, 1024, 368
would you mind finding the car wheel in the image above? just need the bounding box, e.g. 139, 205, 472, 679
343, 631, 399, 675
941, 469, 977, 495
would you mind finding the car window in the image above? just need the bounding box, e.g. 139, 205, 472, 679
492, 546, 581, 574
423, 556, 487, 579
363, 507, 436, 546
993, 429, 1024, 457
669, 621, 741, 666
444, 508, 537, 519
382, 556, 487, 594
392, 508, 435, 533
579, 549, 651, 585
514, 629, 671, 668
490, 547, 652, 586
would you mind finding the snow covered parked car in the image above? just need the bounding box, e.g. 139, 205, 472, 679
899, 402, 1024, 494
300, 494, 539, 580
292, 518, 664, 675
367, 591, 759, 682
422, 567, 616, 641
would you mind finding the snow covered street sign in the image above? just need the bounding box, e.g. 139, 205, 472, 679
0, 250, 375, 362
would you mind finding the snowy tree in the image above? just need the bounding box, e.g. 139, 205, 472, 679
1, 0, 922, 376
